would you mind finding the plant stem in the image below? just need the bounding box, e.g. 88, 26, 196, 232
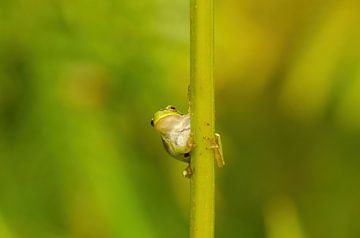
189, 0, 215, 237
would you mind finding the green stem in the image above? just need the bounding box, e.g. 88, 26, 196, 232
189, 0, 215, 237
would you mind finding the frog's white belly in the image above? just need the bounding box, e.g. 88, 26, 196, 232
171, 128, 190, 148
168, 116, 190, 149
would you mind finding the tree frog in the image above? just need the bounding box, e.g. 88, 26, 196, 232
151, 105, 224, 178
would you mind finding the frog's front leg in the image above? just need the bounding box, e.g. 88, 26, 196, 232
182, 133, 194, 178
209, 133, 225, 168
186, 132, 196, 151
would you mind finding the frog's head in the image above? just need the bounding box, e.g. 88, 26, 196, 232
151, 105, 183, 134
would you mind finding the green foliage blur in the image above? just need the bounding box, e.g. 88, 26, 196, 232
1, 0, 360, 237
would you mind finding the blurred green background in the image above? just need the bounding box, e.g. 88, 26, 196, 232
1, 0, 360, 237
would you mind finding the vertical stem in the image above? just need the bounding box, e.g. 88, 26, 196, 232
189, 0, 215, 237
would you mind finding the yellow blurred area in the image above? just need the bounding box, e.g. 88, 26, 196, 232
265, 197, 305, 238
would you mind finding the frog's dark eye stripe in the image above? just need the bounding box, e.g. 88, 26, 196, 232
150, 119, 154, 127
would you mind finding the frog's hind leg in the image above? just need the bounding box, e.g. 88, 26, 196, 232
182, 161, 193, 178
182, 153, 193, 178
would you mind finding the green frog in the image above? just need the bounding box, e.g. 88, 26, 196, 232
151, 105, 224, 177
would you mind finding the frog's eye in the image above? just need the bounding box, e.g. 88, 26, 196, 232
150, 119, 154, 127
167, 105, 177, 111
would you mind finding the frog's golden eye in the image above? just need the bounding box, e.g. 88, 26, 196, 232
167, 105, 177, 111
150, 119, 154, 127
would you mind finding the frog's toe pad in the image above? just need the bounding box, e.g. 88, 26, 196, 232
182, 166, 193, 178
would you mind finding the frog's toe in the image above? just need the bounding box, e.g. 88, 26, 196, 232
182, 164, 193, 178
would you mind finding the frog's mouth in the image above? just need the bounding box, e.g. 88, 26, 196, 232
153, 115, 182, 135
151, 110, 179, 128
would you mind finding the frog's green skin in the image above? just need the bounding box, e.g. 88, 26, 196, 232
151, 105, 191, 162
151, 105, 225, 174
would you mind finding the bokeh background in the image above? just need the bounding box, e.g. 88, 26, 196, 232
1, 0, 360, 237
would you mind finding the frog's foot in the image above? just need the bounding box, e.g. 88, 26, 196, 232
208, 133, 225, 168
187, 133, 196, 150
182, 162, 193, 178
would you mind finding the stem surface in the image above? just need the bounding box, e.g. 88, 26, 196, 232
189, 0, 215, 237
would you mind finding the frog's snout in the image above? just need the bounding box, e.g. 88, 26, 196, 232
150, 119, 154, 127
